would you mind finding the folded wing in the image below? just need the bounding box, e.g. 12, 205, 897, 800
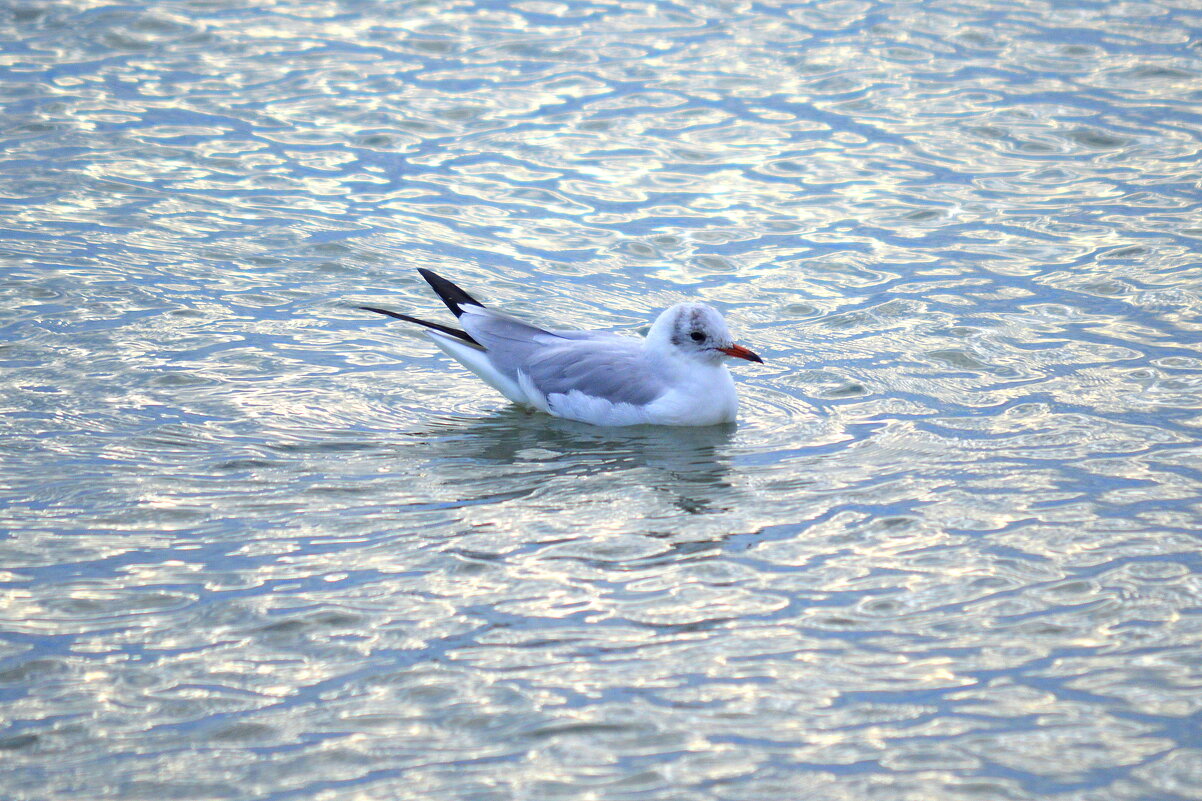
458, 305, 665, 407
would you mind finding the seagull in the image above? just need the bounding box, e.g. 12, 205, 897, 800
359, 269, 763, 427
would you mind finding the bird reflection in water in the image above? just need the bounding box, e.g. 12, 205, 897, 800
414, 407, 740, 518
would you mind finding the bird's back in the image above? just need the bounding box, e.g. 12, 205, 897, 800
456, 305, 667, 409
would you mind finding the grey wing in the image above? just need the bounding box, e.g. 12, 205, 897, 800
458, 306, 625, 347
457, 305, 577, 372
457, 306, 663, 405
544, 329, 628, 343
525, 341, 665, 406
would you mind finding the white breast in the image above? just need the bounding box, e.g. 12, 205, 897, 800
640, 364, 738, 426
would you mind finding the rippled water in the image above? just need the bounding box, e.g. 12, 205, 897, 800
4, 0, 1202, 798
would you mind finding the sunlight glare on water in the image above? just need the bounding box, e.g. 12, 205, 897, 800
2, 0, 1202, 799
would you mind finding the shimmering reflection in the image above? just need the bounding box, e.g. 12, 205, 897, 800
3, 0, 1202, 799
418, 409, 739, 512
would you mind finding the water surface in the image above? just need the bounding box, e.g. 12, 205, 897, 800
3, 1, 1202, 799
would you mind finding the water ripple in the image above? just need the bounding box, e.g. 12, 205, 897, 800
3, 0, 1202, 799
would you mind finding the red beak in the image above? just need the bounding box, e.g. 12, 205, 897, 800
717, 344, 763, 363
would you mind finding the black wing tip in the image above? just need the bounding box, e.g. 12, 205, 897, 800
417, 268, 485, 317
357, 305, 480, 346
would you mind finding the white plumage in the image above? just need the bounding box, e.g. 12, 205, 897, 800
360, 270, 762, 427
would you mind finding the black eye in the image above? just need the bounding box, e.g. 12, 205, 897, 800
690, 331, 705, 342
